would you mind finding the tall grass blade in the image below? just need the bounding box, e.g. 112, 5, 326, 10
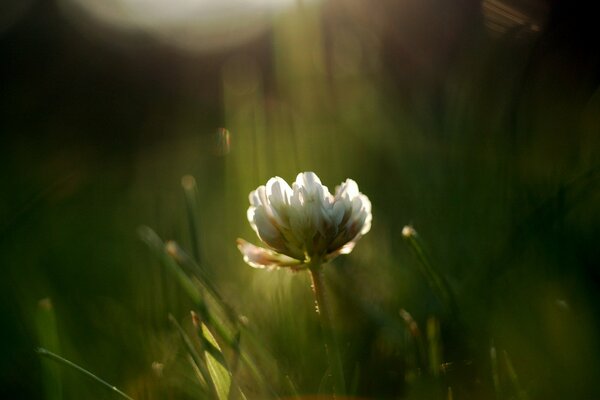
502, 350, 529, 400
193, 319, 247, 400
138, 226, 235, 346
402, 226, 458, 316
427, 317, 442, 378
140, 227, 269, 397
168, 315, 213, 395
187, 355, 208, 389
181, 175, 202, 263
35, 299, 62, 400
284, 375, 301, 399
490, 340, 501, 399
138, 226, 203, 305
399, 308, 427, 368
36, 348, 135, 400
166, 240, 236, 325
201, 323, 231, 400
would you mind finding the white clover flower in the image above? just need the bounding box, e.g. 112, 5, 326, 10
237, 171, 372, 270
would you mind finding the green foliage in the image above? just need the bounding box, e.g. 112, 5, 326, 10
2, 1, 599, 399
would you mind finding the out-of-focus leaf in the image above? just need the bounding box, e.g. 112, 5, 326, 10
202, 323, 231, 400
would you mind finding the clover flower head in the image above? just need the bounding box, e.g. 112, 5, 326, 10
237, 171, 372, 270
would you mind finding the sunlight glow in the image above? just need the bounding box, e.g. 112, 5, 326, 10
60, 0, 315, 52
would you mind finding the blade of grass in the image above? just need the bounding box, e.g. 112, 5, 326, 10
140, 227, 272, 397
490, 340, 501, 399
201, 323, 231, 400
284, 375, 301, 400
35, 299, 62, 400
138, 226, 235, 346
317, 366, 333, 396
36, 348, 135, 400
170, 240, 262, 397
503, 350, 529, 400
227, 330, 243, 397
181, 175, 202, 264
402, 225, 458, 317
169, 315, 214, 396
139, 226, 203, 305
192, 313, 250, 400
349, 363, 361, 397
187, 354, 208, 388
166, 240, 236, 325
427, 317, 442, 378
399, 308, 428, 369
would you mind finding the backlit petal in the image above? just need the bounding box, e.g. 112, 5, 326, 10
237, 239, 303, 269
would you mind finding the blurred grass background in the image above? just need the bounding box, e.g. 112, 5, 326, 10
1, 0, 599, 399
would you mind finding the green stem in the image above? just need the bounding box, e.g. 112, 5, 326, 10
309, 263, 345, 397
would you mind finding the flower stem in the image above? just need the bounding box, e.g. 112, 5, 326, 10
309, 263, 346, 397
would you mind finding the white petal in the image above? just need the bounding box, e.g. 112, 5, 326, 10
351, 196, 363, 214
295, 171, 322, 193
335, 240, 357, 255
335, 179, 359, 200
259, 185, 270, 204
265, 177, 292, 228
247, 207, 257, 230
361, 212, 372, 235
323, 188, 335, 205
237, 239, 302, 269
330, 201, 346, 227
360, 203, 372, 235
359, 193, 372, 214
354, 210, 368, 232
290, 183, 303, 207
248, 188, 262, 206
355, 194, 372, 235
266, 177, 292, 207
325, 239, 358, 262
249, 185, 269, 209
253, 207, 281, 244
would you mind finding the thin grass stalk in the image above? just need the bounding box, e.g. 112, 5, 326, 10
35, 299, 62, 400
140, 227, 273, 397
402, 226, 458, 317
503, 350, 529, 400
181, 175, 202, 264
168, 242, 272, 396
169, 315, 216, 397
166, 241, 237, 324
309, 262, 346, 397
490, 340, 501, 399
36, 348, 134, 400
426, 317, 442, 377
139, 227, 235, 345
399, 308, 428, 369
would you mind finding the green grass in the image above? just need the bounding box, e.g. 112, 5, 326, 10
1, 2, 599, 399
